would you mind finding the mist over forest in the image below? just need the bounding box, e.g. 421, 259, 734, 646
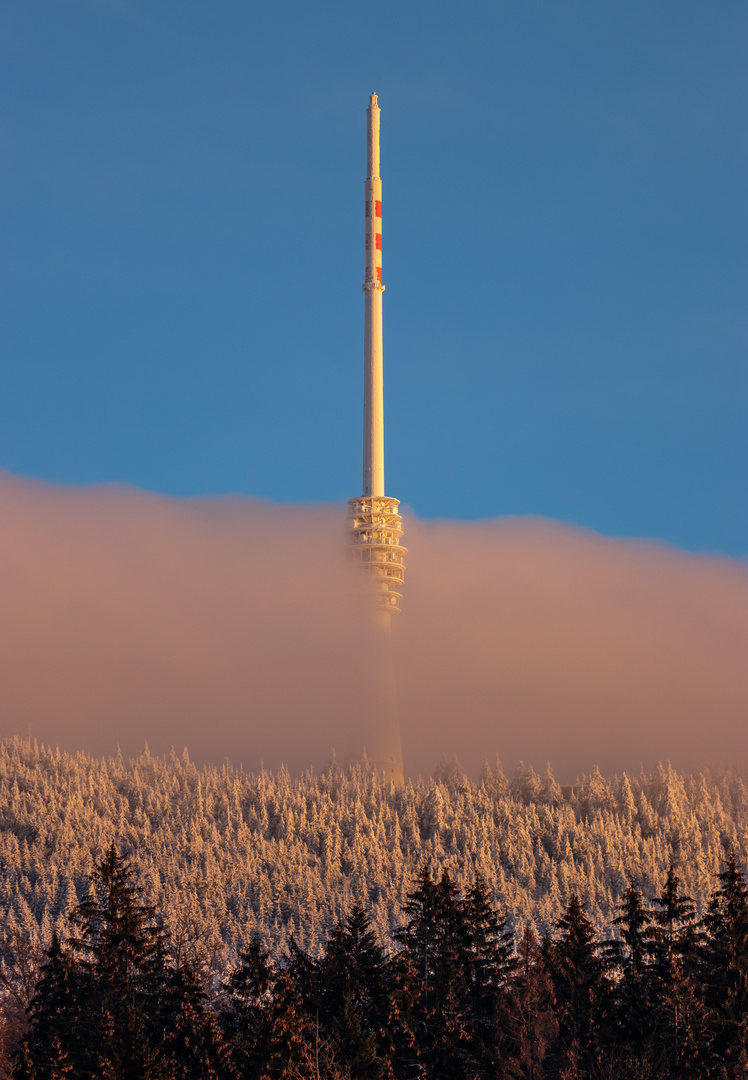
2, 479, 748, 1074
2, 471, 746, 781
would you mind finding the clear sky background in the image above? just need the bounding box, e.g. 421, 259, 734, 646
2, 0, 746, 555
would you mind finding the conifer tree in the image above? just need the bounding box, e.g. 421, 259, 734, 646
395, 868, 476, 1078
700, 851, 748, 1073
318, 904, 394, 1076
650, 865, 704, 1073
652, 865, 698, 982
462, 873, 516, 1071
464, 873, 516, 1002
156, 962, 229, 1080
544, 893, 607, 1071
261, 967, 323, 1079
13, 935, 84, 1079
604, 881, 655, 1053
16, 845, 228, 1080
328, 991, 385, 1080
222, 935, 274, 1078
66, 844, 168, 1078
496, 924, 558, 1080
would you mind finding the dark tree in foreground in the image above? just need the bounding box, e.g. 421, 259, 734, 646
700, 851, 748, 1075
13, 935, 83, 1079
395, 867, 475, 1077
317, 904, 394, 1078
260, 965, 331, 1079
544, 893, 608, 1073
10, 836, 748, 1080
392, 867, 519, 1077
462, 873, 516, 1074
67, 844, 169, 1077
156, 963, 228, 1080
604, 882, 655, 1055
14, 845, 228, 1080
650, 865, 704, 1075
222, 935, 274, 1077
0, 928, 46, 1076
496, 924, 558, 1079
465, 873, 516, 1010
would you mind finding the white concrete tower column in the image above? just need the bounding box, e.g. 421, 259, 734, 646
363, 92, 385, 498
349, 92, 406, 619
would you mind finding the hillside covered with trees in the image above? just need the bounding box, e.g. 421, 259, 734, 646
0, 737, 746, 1074
7, 843, 748, 1077
0, 737, 744, 965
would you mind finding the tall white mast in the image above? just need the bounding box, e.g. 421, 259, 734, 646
348, 92, 406, 618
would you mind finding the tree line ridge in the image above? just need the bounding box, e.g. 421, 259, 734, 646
8, 843, 748, 1077
0, 736, 746, 1073
0, 737, 744, 965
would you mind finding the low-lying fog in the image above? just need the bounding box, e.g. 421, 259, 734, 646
2, 471, 746, 780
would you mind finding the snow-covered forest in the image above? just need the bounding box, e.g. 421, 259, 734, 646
0, 736, 745, 972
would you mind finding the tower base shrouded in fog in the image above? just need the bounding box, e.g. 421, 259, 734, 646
347, 93, 406, 784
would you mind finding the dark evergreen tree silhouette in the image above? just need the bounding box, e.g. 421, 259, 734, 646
461, 873, 516, 1072
66, 844, 169, 1078
15, 845, 228, 1080
394, 866, 474, 1077
318, 904, 394, 1078
327, 990, 385, 1080
260, 966, 323, 1079
395, 866, 515, 1078
652, 865, 698, 975
156, 961, 229, 1080
650, 864, 705, 1075
464, 872, 516, 1005
14, 935, 83, 1079
495, 923, 558, 1080
700, 851, 748, 1074
544, 892, 608, 1073
604, 881, 656, 1058
222, 935, 274, 1078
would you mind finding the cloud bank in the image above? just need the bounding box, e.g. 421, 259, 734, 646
1, 472, 746, 780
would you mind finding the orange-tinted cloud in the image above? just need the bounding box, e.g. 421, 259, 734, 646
1, 471, 746, 780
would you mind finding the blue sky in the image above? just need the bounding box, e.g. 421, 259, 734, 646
2, 0, 746, 554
